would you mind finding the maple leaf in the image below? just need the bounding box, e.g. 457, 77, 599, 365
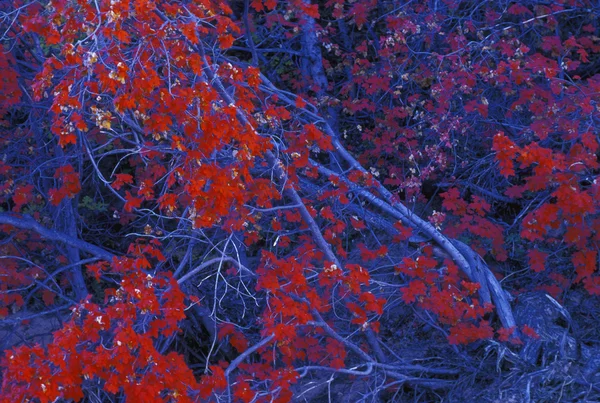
521, 324, 540, 339
507, 4, 532, 15
527, 249, 547, 273
461, 281, 480, 295
441, 188, 467, 214
573, 249, 597, 283
113, 29, 131, 44
448, 322, 494, 345
359, 292, 386, 315
316, 206, 334, 222
58, 132, 78, 147
218, 323, 235, 339
42, 290, 55, 306
251, 0, 264, 11
350, 216, 366, 230
357, 243, 388, 261
295, 96, 307, 108
496, 326, 516, 342
111, 173, 134, 190
401, 280, 427, 304
158, 193, 177, 212
180, 22, 199, 44
233, 380, 255, 402
392, 221, 413, 242
12, 184, 34, 212
230, 332, 249, 352
301, 3, 320, 18
124, 191, 143, 212
492, 133, 518, 177
48, 187, 66, 206
219, 34, 235, 49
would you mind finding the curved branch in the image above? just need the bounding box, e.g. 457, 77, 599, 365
311, 162, 517, 330
225, 333, 275, 378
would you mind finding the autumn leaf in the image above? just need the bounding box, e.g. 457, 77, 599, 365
400, 280, 427, 304
521, 324, 540, 340
265, 0, 277, 10
350, 216, 366, 230
124, 191, 143, 212
219, 34, 234, 49
42, 290, 55, 306
320, 205, 335, 220
527, 249, 547, 273
5, 0, 600, 400
111, 173, 134, 190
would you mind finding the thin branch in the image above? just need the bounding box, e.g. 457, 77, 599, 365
297, 363, 373, 377
224, 333, 275, 378
176, 256, 255, 285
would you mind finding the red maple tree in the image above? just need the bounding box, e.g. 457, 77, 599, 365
0, 0, 599, 401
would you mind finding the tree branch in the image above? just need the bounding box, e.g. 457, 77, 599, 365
0, 213, 115, 262
176, 256, 255, 285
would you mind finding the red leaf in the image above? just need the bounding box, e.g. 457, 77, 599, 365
392, 221, 413, 242
113, 29, 131, 43
180, 22, 199, 44
233, 380, 255, 402
12, 184, 34, 212
48, 187, 66, 206
320, 206, 335, 220
461, 281, 480, 295
301, 3, 319, 18
507, 4, 532, 15
573, 249, 597, 282
527, 249, 547, 273
42, 290, 55, 306
448, 322, 494, 344
359, 292, 386, 315
230, 332, 248, 352
124, 191, 142, 212
401, 280, 427, 304
218, 323, 235, 339
219, 34, 235, 49
492, 133, 519, 177
58, 132, 78, 147
295, 97, 307, 108
250, 0, 264, 11
350, 216, 366, 230
111, 173, 134, 190
496, 326, 516, 342
521, 324, 540, 339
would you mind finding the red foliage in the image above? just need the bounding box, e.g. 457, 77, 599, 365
2, 0, 600, 400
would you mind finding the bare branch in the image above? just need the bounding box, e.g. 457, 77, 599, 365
0, 213, 115, 262
176, 256, 255, 285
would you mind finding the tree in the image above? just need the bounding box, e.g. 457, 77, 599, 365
0, 0, 599, 401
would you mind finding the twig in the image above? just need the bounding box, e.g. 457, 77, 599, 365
176, 256, 255, 285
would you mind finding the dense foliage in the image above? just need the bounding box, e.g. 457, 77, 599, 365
1, 0, 599, 401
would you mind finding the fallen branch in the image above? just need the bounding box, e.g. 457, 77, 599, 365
312, 162, 516, 329
258, 70, 517, 330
